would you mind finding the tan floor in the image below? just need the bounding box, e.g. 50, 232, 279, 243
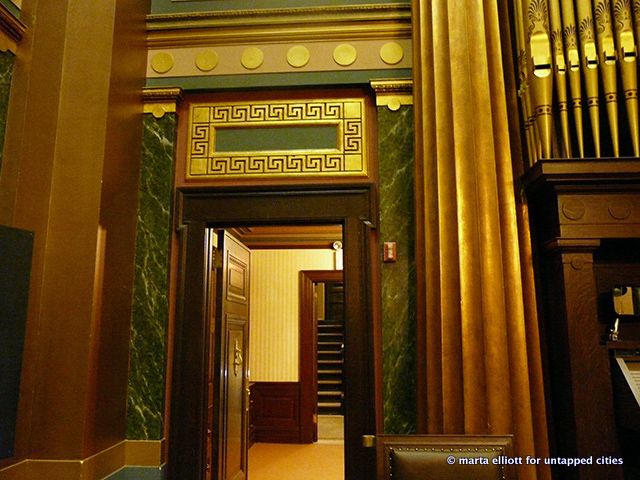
248, 441, 344, 480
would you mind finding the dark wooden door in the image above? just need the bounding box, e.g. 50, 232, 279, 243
216, 230, 250, 480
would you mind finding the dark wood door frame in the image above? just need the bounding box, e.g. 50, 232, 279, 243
299, 269, 344, 443
168, 186, 379, 480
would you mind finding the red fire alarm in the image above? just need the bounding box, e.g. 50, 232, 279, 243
383, 242, 397, 263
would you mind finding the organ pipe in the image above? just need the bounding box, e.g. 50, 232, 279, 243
513, 0, 640, 159
550, 0, 573, 156
593, 0, 619, 156
560, 0, 586, 157
613, 0, 639, 156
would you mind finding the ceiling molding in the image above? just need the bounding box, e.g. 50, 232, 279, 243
229, 225, 342, 249
146, 4, 411, 48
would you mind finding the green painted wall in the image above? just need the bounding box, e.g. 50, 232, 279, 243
378, 105, 417, 434
146, 70, 412, 91
126, 113, 176, 439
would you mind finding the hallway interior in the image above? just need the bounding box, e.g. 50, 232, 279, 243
248, 415, 344, 480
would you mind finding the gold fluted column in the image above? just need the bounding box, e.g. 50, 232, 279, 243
412, 0, 550, 479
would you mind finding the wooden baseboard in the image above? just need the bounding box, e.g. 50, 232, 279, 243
251, 382, 305, 444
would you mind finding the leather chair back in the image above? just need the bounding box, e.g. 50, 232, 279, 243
376, 434, 516, 480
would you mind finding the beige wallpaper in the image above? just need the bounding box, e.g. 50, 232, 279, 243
249, 249, 336, 382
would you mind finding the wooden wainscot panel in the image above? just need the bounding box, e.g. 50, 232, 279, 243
250, 382, 302, 444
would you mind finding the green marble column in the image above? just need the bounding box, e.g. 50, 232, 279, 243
126, 113, 176, 439
378, 105, 417, 434
0, 50, 15, 173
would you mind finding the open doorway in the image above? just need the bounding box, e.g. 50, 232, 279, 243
168, 187, 379, 480
232, 226, 345, 479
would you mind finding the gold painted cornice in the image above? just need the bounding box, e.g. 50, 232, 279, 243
143, 87, 183, 118
147, 4, 411, 47
0, 3, 26, 53
370, 79, 413, 110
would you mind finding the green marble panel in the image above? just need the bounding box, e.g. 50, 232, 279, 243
0, 51, 15, 174
126, 113, 176, 440
378, 105, 416, 434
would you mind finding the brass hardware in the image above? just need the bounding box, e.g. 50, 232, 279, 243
362, 435, 376, 448
233, 340, 243, 376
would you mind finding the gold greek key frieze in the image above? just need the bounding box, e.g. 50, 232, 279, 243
187, 99, 367, 179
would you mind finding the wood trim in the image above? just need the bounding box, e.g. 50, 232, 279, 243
0, 3, 25, 54
250, 382, 301, 444
367, 226, 384, 434
299, 270, 343, 443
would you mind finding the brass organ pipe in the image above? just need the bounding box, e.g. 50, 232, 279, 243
514, 0, 539, 163
561, 0, 586, 157
632, 0, 640, 62
613, 0, 639, 156
576, 0, 602, 157
525, 0, 554, 159
594, 0, 620, 156
550, 0, 572, 156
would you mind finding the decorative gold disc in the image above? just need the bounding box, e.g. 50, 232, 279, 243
287, 45, 310, 68
241, 47, 264, 70
380, 42, 404, 65
150, 52, 174, 74
195, 50, 219, 72
333, 44, 357, 67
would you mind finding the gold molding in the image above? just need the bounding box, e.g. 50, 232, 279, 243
0, 440, 164, 480
146, 4, 411, 48
147, 39, 412, 78
186, 99, 368, 180
0, 3, 25, 53
370, 79, 413, 110
125, 440, 165, 466
142, 87, 184, 118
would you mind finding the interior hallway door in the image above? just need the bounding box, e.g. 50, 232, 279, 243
214, 230, 251, 480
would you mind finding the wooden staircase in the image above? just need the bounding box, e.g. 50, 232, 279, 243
317, 322, 344, 415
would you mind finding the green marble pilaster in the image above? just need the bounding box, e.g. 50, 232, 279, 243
0, 50, 15, 173
378, 105, 417, 434
126, 113, 176, 439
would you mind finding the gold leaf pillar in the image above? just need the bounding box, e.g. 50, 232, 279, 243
412, 1, 550, 479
